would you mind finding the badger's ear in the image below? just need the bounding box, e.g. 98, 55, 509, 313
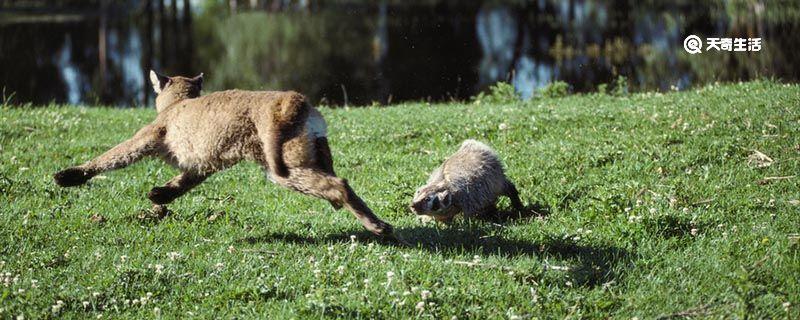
438, 190, 452, 208
190, 72, 204, 88
149, 70, 169, 94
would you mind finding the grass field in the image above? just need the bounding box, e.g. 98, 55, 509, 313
1, 81, 799, 319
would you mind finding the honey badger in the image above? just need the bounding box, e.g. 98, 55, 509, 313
410, 139, 523, 222
53, 71, 392, 236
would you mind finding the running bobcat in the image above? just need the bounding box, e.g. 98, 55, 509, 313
53, 71, 392, 235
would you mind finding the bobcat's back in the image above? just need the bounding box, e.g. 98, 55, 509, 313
154, 90, 320, 173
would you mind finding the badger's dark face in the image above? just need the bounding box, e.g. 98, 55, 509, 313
410, 185, 452, 216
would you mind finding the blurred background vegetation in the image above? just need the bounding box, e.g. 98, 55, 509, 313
0, 0, 798, 106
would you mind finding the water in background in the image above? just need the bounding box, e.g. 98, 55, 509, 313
0, 0, 798, 107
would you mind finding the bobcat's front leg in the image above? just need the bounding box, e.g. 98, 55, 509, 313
54, 125, 165, 187
147, 171, 210, 205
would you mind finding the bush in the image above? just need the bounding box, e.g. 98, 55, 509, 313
472, 82, 519, 105
611, 76, 629, 96
540, 81, 570, 98
597, 83, 608, 95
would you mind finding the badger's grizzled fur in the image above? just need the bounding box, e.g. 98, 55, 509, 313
410, 139, 523, 222
53, 71, 392, 236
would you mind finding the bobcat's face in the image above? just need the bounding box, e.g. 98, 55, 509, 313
149, 70, 203, 112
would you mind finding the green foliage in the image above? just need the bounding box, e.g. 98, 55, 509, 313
1, 87, 15, 108
193, 11, 375, 101
471, 81, 519, 105
1, 81, 799, 318
597, 83, 608, 95
539, 81, 570, 98
611, 75, 629, 96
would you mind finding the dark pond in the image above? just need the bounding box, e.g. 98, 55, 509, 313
1, 1, 798, 107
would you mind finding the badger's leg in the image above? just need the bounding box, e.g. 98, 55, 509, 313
503, 179, 525, 211
54, 125, 164, 187
467, 204, 498, 221
147, 171, 210, 205
273, 168, 392, 236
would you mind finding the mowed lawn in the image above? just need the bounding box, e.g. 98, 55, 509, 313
1, 81, 798, 319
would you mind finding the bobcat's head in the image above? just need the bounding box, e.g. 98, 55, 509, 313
149, 70, 203, 112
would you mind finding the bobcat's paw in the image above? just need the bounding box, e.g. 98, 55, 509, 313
366, 220, 394, 236
54, 167, 92, 187
147, 186, 178, 205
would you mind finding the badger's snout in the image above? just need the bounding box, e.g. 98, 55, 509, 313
409, 203, 425, 214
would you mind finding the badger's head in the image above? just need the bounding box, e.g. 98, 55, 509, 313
410, 184, 453, 217
149, 70, 203, 112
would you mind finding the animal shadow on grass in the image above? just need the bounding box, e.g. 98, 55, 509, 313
477, 202, 552, 224
241, 222, 629, 288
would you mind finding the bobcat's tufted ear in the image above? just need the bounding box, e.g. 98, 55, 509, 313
190, 73, 204, 88
149, 70, 169, 94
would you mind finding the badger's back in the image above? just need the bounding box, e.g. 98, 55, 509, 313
442, 139, 508, 215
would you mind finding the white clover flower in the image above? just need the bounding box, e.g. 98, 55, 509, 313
421, 290, 432, 300
415, 301, 425, 312
214, 262, 225, 270
82, 301, 90, 308
167, 252, 182, 260
154, 264, 164, 274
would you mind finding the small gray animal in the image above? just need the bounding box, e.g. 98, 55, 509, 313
410, 139, 524, 222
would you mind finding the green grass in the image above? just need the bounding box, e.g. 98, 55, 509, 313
1, 81, 799, 319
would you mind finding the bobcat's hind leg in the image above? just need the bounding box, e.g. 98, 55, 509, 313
314, 137, 341, 209
262, 132, 290, 178
273, 168, 392, 236
315, 137, 336, 176
148, 171, 210, 205
254, 93, 310, 178
54, 125, 165, 187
